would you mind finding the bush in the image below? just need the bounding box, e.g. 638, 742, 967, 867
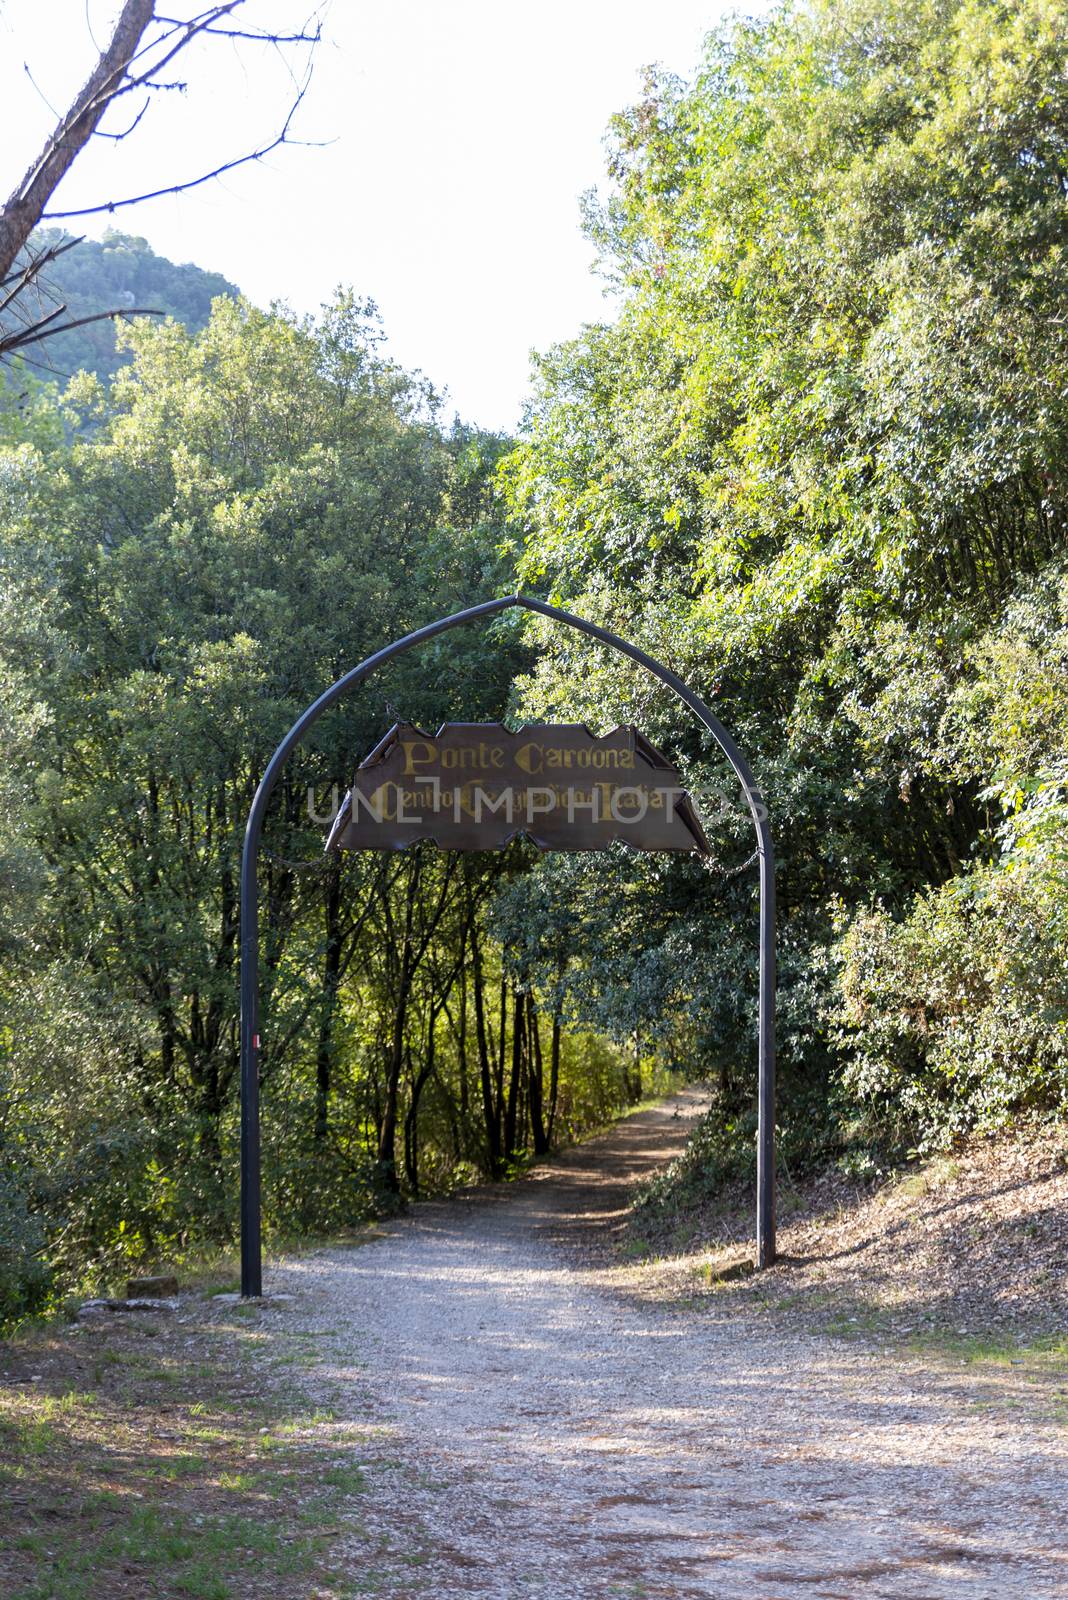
0, 1134, 50, 1324
835, 848, 1068, 1149
632, 1078, 856, 1226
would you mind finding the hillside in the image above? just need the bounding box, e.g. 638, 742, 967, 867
7, 229, 239, 384
625, 1112, 1068, 1349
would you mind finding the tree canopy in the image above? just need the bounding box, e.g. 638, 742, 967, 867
502, 0, 1068, 1169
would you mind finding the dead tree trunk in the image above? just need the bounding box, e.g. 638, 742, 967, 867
0, 0, 156, 281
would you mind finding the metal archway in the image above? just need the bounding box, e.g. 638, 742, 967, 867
239, 594, 775, 1296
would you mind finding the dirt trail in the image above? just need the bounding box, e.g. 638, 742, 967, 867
271, 1092, 1068, 1599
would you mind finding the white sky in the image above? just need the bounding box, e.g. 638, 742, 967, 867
1, 1, 748, 431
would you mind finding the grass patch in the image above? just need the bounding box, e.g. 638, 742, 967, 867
321, 1461, 368, 1495
903, 1329, 1068, 1369
0, 1292, 391, 1598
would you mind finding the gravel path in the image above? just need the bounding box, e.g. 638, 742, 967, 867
269, 1093, 1068, 1599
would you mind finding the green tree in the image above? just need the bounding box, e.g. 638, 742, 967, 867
503, 0, 1068, 1157
0, 292, 518, 1267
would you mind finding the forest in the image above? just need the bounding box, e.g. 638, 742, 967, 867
1, 0, 1065, 1324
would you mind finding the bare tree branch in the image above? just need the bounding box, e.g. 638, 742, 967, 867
3, 303, 69, 348
95, 6, 319, 114
0, 2, 324, 364
0, 304, 164, 361
42, 70, 323, 221
22, 62, 63, 122
107, 4, 245, 107
0, 236, 83, 297
93, 97, 152, 141
154, 12, 321, 44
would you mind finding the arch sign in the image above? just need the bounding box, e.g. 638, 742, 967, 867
325, 721, 712, 855
239, 595, 775, 1296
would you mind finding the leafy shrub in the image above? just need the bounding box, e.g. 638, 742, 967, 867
835, 848, 1068, 1149
633, 1080, 856, 1226
263, 1123, 385, 1235
0, 1138, 49, 1324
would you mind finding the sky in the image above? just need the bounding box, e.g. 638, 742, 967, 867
0, 1, 747, 431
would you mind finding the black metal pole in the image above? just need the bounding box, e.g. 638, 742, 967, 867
239, 593, 775, 1297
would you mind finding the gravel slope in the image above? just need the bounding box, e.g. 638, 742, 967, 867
269, 1093, 1068, 1599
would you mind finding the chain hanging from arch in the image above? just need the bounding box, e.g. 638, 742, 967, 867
706, 845, 760, 877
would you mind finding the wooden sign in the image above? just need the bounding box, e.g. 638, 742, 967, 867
325, 723, 710, 856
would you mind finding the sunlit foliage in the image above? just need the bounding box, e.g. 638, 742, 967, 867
502, 0, 1068, 1161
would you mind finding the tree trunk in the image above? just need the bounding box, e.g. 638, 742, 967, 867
378, 858, 421, 1193
378, 978, 410, 1193
0, 0, 156, 280
470, 920, 502, 1177
629, 1033, 643, 1103
404, 1009, 439, 1197
314, 858, 343, 1141
504, 985, 524, 1160
457, 927, 469, 1139
495, 973, 507, 1122
528, 993, 549, 1155
547, 1012, 562, 1146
